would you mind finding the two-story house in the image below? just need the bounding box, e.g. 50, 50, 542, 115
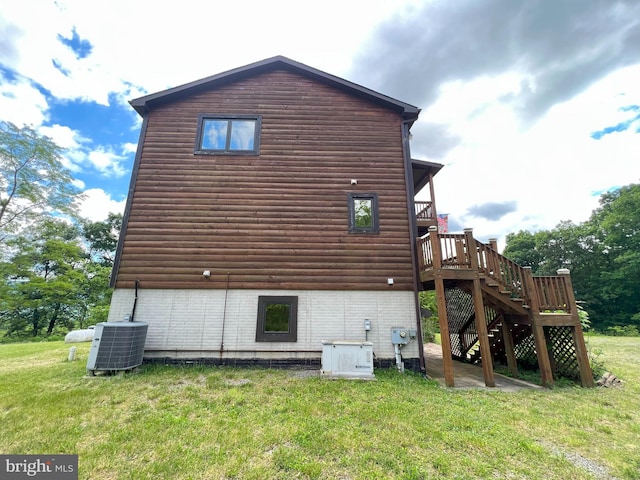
108, 56, 441, 372
108, 56, 593, 387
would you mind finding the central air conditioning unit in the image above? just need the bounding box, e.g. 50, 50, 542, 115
86, 321, 148, 375
321, 340, 375, 379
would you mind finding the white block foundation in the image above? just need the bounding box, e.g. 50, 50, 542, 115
108, 288, 420, 363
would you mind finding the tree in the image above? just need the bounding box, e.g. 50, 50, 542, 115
589, 183, 640, 328
2, 220, 86, 336
503, 183, 640, 331
0, 213, 122, 338
81, 212, 122, 267
502, 230, 544, 272
0, 122, 83, 242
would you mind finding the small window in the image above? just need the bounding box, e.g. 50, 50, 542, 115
256, 296, 298, 342
195, 115, 261, 154
348, 193, 379, 234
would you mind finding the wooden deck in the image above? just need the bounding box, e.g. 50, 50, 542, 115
416, 226, 594, 388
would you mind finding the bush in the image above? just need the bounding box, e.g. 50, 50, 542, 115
605, 325, 640, 337
0, 333, 66, 344
421, 315, 439, 343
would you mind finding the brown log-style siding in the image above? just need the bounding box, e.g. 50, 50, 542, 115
115, 70, 414, 290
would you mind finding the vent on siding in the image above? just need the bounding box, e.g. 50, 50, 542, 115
86, 321, 148, 375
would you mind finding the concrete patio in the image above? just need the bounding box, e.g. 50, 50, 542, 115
424, 343, 542, 391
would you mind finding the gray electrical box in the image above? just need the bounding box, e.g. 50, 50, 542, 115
391, 328, 410, 345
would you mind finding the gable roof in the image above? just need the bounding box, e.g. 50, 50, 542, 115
129, 56, 421, 123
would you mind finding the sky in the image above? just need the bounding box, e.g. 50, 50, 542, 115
1, 0, 639, 249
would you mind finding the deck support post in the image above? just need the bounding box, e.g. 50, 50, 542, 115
465, 228, 495, 387
531, 323, 554, 387
429, 226, 455, 387
435, 277, 455, 387
471, 278, 496, 387
501, 317, 519, 377
558, 269, 595, 387
523, 266, 554, 387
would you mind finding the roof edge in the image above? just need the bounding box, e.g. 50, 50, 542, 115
129, 55, 420, 119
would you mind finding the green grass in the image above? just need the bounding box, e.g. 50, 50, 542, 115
0, 337, 638, 479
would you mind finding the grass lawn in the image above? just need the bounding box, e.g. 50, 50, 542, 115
0, 335, 638, 479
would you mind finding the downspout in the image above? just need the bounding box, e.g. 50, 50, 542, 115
401, 119, 426, 373
130, 279, 140, 322
220, 272, 230, 359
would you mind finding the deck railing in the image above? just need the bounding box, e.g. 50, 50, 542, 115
415, 201, 435, 224
418, 228, 575, 314
417, 233, 469, 270
532, 275, 574, 314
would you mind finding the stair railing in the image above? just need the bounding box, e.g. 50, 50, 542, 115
475, 241, 532, 305
418, 227, 576, 315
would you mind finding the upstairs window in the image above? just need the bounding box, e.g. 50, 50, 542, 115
348, 193, 379, 234
195, 115, 261, 154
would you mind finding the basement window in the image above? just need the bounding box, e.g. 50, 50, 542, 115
348, 193, 379, 234
256, 296, 298, 342
195, 115, 261, 154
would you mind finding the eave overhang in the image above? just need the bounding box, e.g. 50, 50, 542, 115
412, 159, 444, 193
129, 55, 421, 122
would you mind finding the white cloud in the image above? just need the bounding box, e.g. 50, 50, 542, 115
87, 148, 127, 177
71, 178, 85, 189
2, 0, 639, 253
0, 73, 49, 126
122, 142, 137, 154
38, 124, 130, 178
0, 0, 400, 110
78, 188, 126, 221
38, 123, 88, 172
416, 64, 640, 248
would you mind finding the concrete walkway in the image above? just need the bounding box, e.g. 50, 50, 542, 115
424, 343, 542, 391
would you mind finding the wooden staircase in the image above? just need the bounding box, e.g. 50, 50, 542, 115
417, 227, 594, 388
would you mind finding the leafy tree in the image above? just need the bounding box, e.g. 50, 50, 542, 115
81, 212, 122, 266
2, 220, 86, 336
503, 183, 640, 332
589, 183, 640, 328
0, 122, 83, 243
0, 212, 122, 339
502, 230, 544, 272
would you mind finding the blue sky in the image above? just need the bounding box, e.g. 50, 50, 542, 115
1, 0, 639, 247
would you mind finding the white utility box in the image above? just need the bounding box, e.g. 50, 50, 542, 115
321, 340, 375, 379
